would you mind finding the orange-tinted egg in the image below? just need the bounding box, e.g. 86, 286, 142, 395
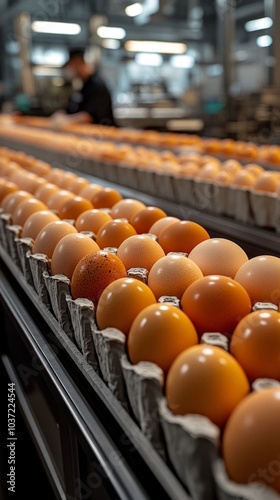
130, 206, 167, 234
158, 220, 210, 254
181, 275, 252, 336
58, 196, 93, 220
95, 219, 137, 248
166, 345, 249, 428
33, 220, 77, 258
234, 255, 280, 305
117, 234, 165, 271
223, 388, 280, 494
230, 309, 280, 382
96, 277, 156, 335
91, 187, 123, 209
188, 238, 248, 278
128, 303, 198, 373
51, 233, 100, 279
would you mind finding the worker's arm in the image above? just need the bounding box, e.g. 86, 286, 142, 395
50, 110, 93, 129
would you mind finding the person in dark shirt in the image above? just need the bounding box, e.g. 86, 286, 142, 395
51, 48, 116, 127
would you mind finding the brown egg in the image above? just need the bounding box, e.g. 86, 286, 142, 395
47, 190, 75, 211
223, 388, 280, 495
79, 183, 103, 200
0, 180, 19, 203
68, 177, 90, 194
51, 233, 100, 279
33, 220, 77, 258
253, 171, 279, 193
58, 196, 93, 220
231, 170, 256, 187
12, 198, 48, 226
56, 171, 78, 189
1, 190, 33, 214
75, 209, 112, 233
110, 198, 146, 221
22, 210, 60, 240
35, 183, 60, 204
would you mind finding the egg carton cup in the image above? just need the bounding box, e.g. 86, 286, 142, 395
127, 267, 149, 284
153, 172, 176, 201
92, 325, 129, 411
82, 158, 103, 178
213, 459, 280, 500
172, 176, 194, 205
121, 354, 166, 459
66, 296, 100, 373
101, 160, 119, 183
0, 212, 12, 250
42, 272, 74, 339
211, 185, 231, 216
136, 168, 157, 196
159, 397, 219, 500
249, 191, 280, 230
15, 237, 34, 286
26, 251, 52, 310
200, 333, 229, 351
5, 224, 22, 267
117, 163, 139, 190
192, 180, 221, 214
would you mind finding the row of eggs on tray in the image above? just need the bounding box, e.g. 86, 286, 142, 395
1, 148, 280, 495
1, 130, 280, 194
6, 116, 280, 166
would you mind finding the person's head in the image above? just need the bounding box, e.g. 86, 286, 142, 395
64, 48, 93, 81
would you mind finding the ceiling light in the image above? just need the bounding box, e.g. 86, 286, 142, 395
245, 17, 273, 32
125, 3, 143, 17
170, 54, 194, 68
33, 67, 62, 76
256, 35, 273, 47
135, 53, 163, 66
31, 49, 67, 66
101, 39, 121, 49
31, 21, 81, 35
97, 26, 126, 40
125, 40, 187, 54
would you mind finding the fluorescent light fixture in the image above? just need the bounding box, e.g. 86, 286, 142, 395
31, 21, 81, 35
31, 49, 67, 66
135, 52, 163, 66
256, 35, 273, 47
101, 39, 121, 49
245, 17, 273, 32
170, 54, 194, 68
125, 40, 187, 54
97, 26, 126, 40
125, 3, 143, 17
33, 67, 62, 76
